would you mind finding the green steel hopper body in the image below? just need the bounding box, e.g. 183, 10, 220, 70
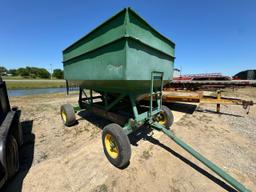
61, 8, 250, 192
63, 8, 175, 94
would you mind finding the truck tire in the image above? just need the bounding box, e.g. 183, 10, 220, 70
13, 122, 23, 147
6, 136, 19, 179
102, 123, 131, 168
17, 122, 23, 147
60, 104, 76, 127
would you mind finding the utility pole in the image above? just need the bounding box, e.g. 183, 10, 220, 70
50, 64, 52, 80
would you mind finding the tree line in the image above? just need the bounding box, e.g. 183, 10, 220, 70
0, 66, 64, 79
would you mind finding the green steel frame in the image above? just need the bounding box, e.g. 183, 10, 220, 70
74, 71, 250, 192
77, 71, 164, 135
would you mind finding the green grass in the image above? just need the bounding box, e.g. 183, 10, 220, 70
3, 75, 44, 80
2, 75, 63, 80
5, 80, 66, 90
141, 150, 152, 160
93, 184, 108, 192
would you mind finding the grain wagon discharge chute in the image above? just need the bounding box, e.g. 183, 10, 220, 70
60, 8, 250, 192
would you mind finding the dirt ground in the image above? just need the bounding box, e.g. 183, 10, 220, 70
2, 87, 256, 192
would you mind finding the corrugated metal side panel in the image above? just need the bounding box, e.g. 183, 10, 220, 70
63, 10, 126, 62
63, 8, 175, 63
125, 38, 173, 81
126, 8, 175, 58
64, 38, 126, 80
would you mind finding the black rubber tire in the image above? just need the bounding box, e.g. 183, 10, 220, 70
60, 104, 76, 127
102, 123, 131, 168
160, 105, 174, 129
6, 136, 19, 179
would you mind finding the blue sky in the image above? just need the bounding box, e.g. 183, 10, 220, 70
0, 0, 255, 76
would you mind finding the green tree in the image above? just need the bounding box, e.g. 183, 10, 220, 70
8, 69, 17, 76
12, 66, 51, 78
52, 69, 64, 79
0, 66, 8, 75
37, 68, 50, 78
17, 67, 29, 77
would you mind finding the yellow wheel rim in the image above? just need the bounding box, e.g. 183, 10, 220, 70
61, 111, 67, 123
104, 133, 119, 159
158, 111, 167, 125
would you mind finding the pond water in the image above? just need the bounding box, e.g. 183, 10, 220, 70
7, 87, 68, 97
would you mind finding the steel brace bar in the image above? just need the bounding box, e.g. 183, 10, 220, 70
150, 123, 251, 192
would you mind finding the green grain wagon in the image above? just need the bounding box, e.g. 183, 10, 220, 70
62, 7, 175, 168
60, 8, 250, 192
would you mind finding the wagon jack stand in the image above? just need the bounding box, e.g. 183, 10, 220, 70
213, 90, 254, 114
150, 122, 251, 192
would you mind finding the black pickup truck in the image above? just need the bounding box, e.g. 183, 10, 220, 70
0, 77, 23, 188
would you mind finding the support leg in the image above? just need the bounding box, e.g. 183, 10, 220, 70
66, 80, 69, 95
217, 103, 220, 113
129, 95, 139, 119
